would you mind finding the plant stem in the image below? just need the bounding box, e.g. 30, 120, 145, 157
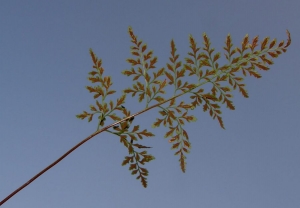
0, 86, 194, 206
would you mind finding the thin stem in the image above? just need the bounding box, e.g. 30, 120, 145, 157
0, 87, 192, 206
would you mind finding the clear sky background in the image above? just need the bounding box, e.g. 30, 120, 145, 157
1, 1, 299, 207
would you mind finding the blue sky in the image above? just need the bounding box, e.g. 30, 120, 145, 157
1, 1, 299, 207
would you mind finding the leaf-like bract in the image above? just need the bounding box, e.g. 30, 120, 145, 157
77, 28, 291, 188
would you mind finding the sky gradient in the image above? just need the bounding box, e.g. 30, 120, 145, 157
1, 1, 300, 207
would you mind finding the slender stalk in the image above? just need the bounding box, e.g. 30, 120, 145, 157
0, 88, 190, 206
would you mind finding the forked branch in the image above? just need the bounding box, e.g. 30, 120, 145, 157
0, 28, 291, 206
